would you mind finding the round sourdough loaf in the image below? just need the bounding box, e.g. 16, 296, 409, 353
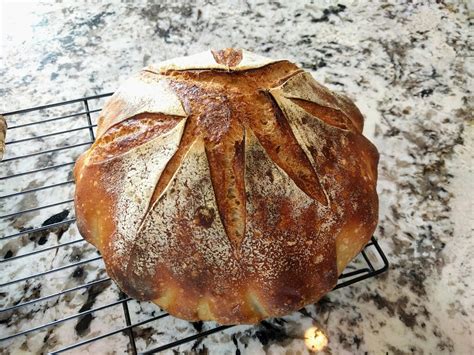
74, 48, 379, 324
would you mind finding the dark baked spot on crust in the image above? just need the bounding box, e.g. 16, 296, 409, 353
265, 169, 274, 183
194, 206, 216, 228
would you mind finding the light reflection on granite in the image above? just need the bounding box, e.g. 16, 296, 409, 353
0, 1, 472, 354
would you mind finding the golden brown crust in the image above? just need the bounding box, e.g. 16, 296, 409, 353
74, 49, 379, 324
0, 115, 6, 160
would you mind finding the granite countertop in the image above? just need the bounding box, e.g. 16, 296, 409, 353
0, 1, 472, 354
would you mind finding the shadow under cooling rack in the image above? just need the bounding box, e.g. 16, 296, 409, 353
0, 94, 389, 354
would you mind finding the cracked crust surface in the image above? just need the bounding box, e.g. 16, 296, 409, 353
74, 49, 379, 324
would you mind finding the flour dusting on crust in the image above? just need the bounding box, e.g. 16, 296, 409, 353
97, 72, 186, 137
109, 119, 187, 263
145, 49, 283, 73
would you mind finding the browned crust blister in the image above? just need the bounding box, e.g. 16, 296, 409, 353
74, 49, 379, 324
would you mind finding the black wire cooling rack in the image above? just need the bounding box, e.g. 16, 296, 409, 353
0, 94, 389, 354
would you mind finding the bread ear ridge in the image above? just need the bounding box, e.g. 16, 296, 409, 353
86, 113, 186, 165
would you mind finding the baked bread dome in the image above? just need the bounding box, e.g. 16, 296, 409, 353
74, 48, 379, 324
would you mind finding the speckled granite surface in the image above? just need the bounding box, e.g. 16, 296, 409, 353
0, 0, 472, 354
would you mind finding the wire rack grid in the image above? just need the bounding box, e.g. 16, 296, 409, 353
0, 94, 389, 354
